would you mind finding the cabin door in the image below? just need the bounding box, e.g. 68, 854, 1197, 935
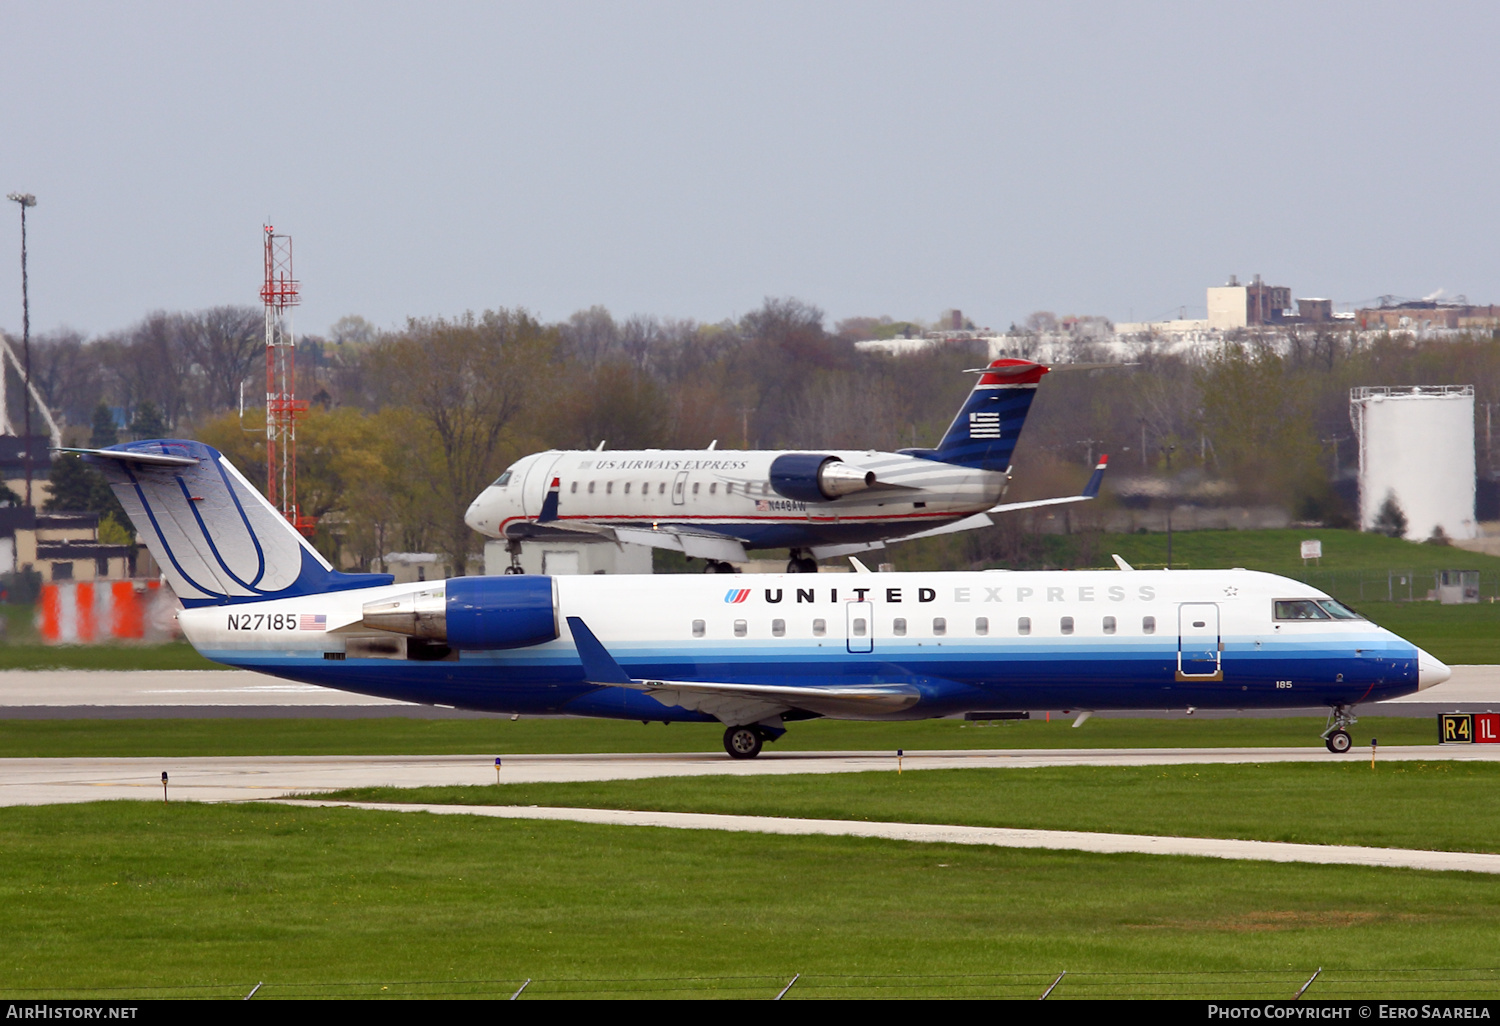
521, 455, 564, 519
846, 601, 874, 654
672, 471, 689, 505
1177, 603, 1222, 680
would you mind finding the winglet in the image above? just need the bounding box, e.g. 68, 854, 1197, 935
1111, 553, 1134, 571
1081, 454, 1109, 498
538, 477, 561, 524
848, 556, 873, 573
566, 616, 633, 685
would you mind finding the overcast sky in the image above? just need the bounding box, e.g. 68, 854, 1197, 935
2, 1, 1497, 338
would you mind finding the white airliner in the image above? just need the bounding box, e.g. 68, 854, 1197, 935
465, 358, 1107, 573
73, 439, 1449, 758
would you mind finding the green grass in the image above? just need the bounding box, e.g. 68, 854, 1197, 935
0, 713, 1440, 758
0, 641, 220, 671
1, 801, 1498, 999
327, 760, 1499, 854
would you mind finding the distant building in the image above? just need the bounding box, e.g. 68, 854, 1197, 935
1207, 274, 1293, 329
0, 435, 53, 507
0, 508, 135, 582
1356, 300, 1500, 333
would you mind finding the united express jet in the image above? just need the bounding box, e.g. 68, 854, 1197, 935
74, 439, 1448, 758
464, 359, 1107, 573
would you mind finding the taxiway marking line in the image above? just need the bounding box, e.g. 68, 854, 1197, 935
286, 800, 1500, 875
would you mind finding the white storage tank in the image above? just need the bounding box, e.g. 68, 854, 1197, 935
1350, 385, 1476, 541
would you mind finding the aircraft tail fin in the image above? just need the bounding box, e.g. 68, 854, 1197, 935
915, 359, 1049, 471
73, 440, 392, 607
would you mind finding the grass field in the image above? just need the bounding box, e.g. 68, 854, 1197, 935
1, 800, 1498, 999
0, 713, 1441, 758
326, 760, 1500, 854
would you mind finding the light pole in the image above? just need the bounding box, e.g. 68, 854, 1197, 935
7, 192, 36, 507
1160, 444, 1176, 569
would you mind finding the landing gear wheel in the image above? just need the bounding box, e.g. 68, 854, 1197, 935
1326, 729, 1352, 754
724, 725, 764, 759
786, 551, 819, 573
503, 564, 524, 575
704, 560, 739, 574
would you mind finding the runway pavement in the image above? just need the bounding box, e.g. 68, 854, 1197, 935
4, 743, 1500, 806
0, 665, 1495, 718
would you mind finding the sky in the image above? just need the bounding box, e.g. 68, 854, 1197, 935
2, 1, 1498, 339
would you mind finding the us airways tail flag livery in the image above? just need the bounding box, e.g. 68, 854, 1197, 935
78, 439, 1449, 757
465, 358, 1108, 573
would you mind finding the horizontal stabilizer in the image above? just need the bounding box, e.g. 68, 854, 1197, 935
55, 446, 199, 468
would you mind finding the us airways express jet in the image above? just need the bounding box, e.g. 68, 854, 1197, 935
465, 358, 1107, 573
73, 438, 1449, 758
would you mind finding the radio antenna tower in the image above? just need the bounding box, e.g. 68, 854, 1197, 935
260, 224, 315, 537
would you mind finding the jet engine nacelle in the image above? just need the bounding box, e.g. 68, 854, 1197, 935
770, 453, 877, 503
361, 576, 558, 649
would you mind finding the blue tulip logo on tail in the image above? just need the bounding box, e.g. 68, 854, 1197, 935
74, 439, 391, 607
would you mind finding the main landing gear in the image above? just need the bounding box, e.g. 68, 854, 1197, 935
722, 723, 786, 759
703, 560, 739, 574
786, 548, 818, 573
1323, 704, 1357, 753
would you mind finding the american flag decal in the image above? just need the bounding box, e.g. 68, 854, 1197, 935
969, 411, 1001, 438
756, 499, 770, 511
300, 614, 327, 631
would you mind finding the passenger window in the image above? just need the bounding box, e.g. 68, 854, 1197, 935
892, 617, 907, 636
1143, 616, 1156, 635
772, 618, 785, 637
1018, 616, 1031, 636
932, 617, 946, 636
693, 483, 700, 495
659, 482, 666, 495
624, 483, 631, 494
761, 483, 769, 495
975, 616, 989, 636
692, 619, 705, 638
710, 483, 717, 495
812, 618, 826, 637
726, 483, 734, 495
570, 481, 578, 493
606, 482, 613, 495
1103, 615, 1116, 635
734, 619, 747, 637
1061, 616, 1074, 635
852, 618, 867, 637
588, 481, 596, 494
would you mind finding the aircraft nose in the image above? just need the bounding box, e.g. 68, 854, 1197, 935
464, 492, 492, 534
1417, 647, 1452, 690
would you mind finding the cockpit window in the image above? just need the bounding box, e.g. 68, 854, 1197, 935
491, 470, 513, 488
1318, 599, 1365, 620
1274, 599, 1330, 621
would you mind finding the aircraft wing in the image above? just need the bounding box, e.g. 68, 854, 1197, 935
987, 455, 1108, 514
567, 616, 919, 722
810, 456, 1110, 558
608, 526, 750, 563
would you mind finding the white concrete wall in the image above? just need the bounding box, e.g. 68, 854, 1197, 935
484, 538, 654, 575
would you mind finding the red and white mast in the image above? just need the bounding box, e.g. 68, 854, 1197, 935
260, 224, 315, 537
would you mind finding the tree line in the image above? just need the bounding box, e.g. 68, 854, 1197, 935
13, 301, 1500, 573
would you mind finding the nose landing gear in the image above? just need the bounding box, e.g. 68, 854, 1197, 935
1322, 704, 1357, 753
504, 540, 524, 575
